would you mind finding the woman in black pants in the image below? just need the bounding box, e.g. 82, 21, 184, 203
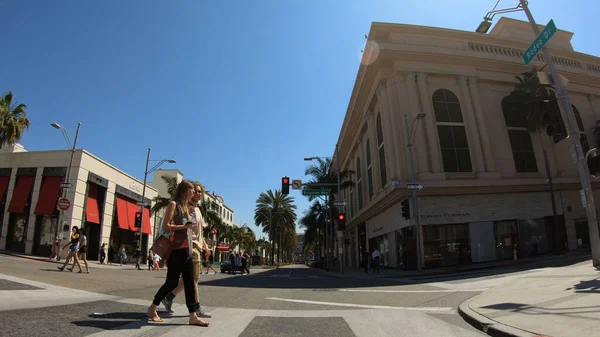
147, 180, 209, 327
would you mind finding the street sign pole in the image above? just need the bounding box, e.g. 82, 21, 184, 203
404, 114, 422, 271
520, 0, 600, 266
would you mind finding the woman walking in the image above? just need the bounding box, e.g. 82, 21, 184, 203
57, 226, 84, 273
67, 227, 90, 273
147, 180, 209, 327
204, 250, 217, 274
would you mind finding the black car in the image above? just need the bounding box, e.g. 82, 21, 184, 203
220, 260, 243, 274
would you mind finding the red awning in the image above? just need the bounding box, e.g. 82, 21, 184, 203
115, 197, 130, 230
0, 177, 10, 201
126, 199, 140, 232
34, 176, 63, 215
8, 176, 35, 213
142, 207, 151, 235
216, 245, 230, 251
85, 183, 101, 224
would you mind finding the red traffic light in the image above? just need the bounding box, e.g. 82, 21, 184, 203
136, 212, 142, 218
338, 214, 345, 221
283, 178, 289, 184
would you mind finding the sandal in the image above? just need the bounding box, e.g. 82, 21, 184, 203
67, 268, 74, 272
147, 308, 163, 323
189, 319, 209, 327
57, 266, 64, 271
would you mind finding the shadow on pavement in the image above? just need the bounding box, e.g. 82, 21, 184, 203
197, 253, 592, 290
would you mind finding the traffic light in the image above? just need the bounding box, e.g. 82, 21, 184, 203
282, 176, 290, 194
587, 151, 600, 177
337, 213, 346, 230
401, 198, 410, 219
134, 211, 142, 228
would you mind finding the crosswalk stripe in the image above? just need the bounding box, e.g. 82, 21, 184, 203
265, 297, 455, 313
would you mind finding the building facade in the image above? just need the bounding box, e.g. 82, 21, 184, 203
333, 18, 600, 269
0, 145, 158, 262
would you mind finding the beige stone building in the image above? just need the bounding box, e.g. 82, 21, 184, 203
0, 144, 158, 261
333, 18, 600, 269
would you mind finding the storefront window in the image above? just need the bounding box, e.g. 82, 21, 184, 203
39, 216, 58, 246
423, 223, 470, 268
518, 218, 548, 256
494, 220, 519, 260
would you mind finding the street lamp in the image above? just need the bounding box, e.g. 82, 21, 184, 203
51, 122, 81, 259
138, 148, 175, 251
404, 113, 426, 271
474, 1, 600, 266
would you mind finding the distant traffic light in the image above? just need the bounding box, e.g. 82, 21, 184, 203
282, 176, 290, 194
337, 213, 346, 230
134, 211, 142, 228
401, 198, 410, 219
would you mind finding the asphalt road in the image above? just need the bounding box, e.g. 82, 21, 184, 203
0, 254, 491, 337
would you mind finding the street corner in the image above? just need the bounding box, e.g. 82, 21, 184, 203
458, 297, 537, 337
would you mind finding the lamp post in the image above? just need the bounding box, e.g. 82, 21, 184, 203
304, 154, 341, 271
51, 122, 81, 259
475, 0, 600, 266
138, 148, 175, 252
404, 113, 426, 271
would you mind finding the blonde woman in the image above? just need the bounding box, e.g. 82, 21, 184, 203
147, 180, 209, 327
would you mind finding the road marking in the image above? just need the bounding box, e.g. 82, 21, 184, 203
338, 288, 488, 293
266, 297, 455, 313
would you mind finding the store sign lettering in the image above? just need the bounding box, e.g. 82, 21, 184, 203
420, 212, 470, 219
6, 158, 26, 165
129, 182, 141, 193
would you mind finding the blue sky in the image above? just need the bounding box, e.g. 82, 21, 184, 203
2, 0, 598, 239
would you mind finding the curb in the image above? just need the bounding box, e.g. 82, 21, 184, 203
0, 251, 63, 265
458, 297, 540, 337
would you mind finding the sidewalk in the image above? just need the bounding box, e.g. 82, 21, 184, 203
319, 251, 590, 280
458, 260, 600, 337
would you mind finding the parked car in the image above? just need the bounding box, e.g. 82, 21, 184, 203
220, 260, 243, 274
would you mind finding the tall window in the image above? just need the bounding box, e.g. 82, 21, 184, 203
502, 97, 538, 172
365, 139, 374, 200
573, 105, 590, 154
376, 113, 388, 186
432, 89, 473, 172
356, 157, 364, 210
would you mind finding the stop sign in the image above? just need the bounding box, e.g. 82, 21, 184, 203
57, 198, 71, 211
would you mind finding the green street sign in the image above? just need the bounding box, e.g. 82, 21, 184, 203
302, 189, 329, 196
523, 19, 557, 65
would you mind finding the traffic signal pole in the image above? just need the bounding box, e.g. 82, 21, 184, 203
405, 114, 422, 271
519, 0, 600, 266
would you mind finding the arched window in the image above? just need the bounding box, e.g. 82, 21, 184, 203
356, 157, 364, 210
376, 113, 388, 186
365, 139, 374, 200
432, 89, 473, 172
501, 97, 538, 173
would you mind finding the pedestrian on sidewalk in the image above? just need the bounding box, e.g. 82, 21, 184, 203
148, 251, 154, 270
372, 249, 381, 274
147, 180, 209, 327
241, 252, 250, 275
99, 243, 107, 264
57, 226, 84, 273
362, 249, 369, 274
134, 248, 142, 270
49, 237, 59, 261
205, 250, 217, 274
118, 245, 127, 266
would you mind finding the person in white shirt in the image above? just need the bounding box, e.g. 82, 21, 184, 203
372, 249, 381, 274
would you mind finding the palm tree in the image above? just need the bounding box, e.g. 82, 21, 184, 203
299, 200, 327, 258
304, 158, 354, 202
150, 176, 179, 215
254, 189, 297, 264
0, 92, 31, 148
502, 70, 563, 254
